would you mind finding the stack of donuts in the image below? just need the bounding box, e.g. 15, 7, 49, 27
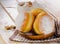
19, 8, 55, 40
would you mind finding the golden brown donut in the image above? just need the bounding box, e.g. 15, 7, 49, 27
33, 11, 55, 35
21, 12, 34, 32
20, 32, 54, 40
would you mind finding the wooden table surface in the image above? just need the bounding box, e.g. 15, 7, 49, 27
0, 0, 60, 44
0, 0, 35, 44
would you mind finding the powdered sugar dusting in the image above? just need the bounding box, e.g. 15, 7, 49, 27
40, 15, 54, 34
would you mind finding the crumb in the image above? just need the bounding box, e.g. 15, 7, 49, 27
5, 25, 16, 30
18, 2, 25, 6
10, 25, 16, 29
27, 1, 32, 7
5, 26, 11, 30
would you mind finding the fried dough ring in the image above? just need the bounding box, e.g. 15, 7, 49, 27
20, 32, 54, 40
21, 12, 34, 32
33, 12, 46, 35
33, 11, 55, 35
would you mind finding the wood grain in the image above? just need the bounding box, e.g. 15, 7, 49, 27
0, 2, 15, 23
0, 35, 6, 44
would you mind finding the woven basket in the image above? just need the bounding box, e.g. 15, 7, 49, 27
9, 30, 60, 43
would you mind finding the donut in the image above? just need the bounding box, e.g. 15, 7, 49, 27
33, 11, 55, 35
20, 32, 54, 40
21, 12, 34, 32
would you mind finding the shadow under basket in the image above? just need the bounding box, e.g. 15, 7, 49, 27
9, 30, 60, 43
